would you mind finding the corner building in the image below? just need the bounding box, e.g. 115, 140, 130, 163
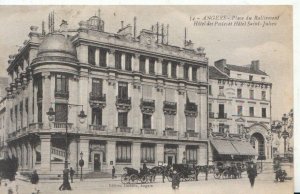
208, 59, 272, 164
5, 15, 209, 176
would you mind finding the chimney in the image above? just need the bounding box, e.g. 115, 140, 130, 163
214, 59, 227, 72
250, 60, 260, 71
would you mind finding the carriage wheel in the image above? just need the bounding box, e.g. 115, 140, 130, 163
130, 174, 139, 184
214, 172, 221, 179
121, 174, 130, 184
141, 175, 147, 184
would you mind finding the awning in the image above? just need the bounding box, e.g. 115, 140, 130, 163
210, 140, 239, 155
231, 141, 258, 156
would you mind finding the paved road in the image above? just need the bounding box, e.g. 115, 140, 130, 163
0, 172, 293, 194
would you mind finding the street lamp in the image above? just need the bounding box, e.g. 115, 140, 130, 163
281, 114, 289, 155
46, 103, 87, 189
79, 152, 84, 181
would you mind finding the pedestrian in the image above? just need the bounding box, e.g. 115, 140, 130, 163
69, 167, 75, 183
171, 171, 180, 189
112, 166, 116, 179
59, 169, 71, 191
247, 162, 257, 188
162, 166, 166, 183
30, 170, 40, 194
143, 162, 147, 170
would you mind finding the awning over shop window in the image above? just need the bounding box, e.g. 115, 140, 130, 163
231, 141, 258, 156
210, 140, 239, 155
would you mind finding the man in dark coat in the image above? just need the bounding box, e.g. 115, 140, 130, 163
247, 163, 257, 188
69, 167, 75, 183
112, 166, 116, 179
59, 169, 71, 191
31, 170, 39, 194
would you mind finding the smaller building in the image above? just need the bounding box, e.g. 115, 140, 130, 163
208, 59, 272, 165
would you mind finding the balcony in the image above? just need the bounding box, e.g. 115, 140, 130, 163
218, 113, 227, 119
185, 130, 199, 138
116, 96, 131, 111
28, 122, 43, 131
89, 93, 106, 108
116, 126, 132, 133
55, 90, 69, 99
209, 112, 214, 118
163, 101, 177, 115
89, 124, 106, 131
52, 122, 73, 131
163, 128, 178, 137
140, 99, 155, 114
185, 103, 198, 116
141, 128, 157, 135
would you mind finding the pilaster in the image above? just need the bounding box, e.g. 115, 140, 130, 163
178, 145, 186, 164
132, 142, 141, 169
107, 49, 115, 68
145, 57, 149, 74
156, 58, 162, 75
156, 143, 164, 164
40, 135, 51, 172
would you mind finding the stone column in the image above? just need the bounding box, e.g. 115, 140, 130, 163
177, 91, 185, 136
199, 87, 208, 139
42, 73, 51, 129
132, 142, 141, 169
132, 54, 139, 72
156, 58, 162, 75
77, 45, 89, 64
155, 88, 164, 135
79, 138, 89, 172
156, 143, 164, 164
167, 61, 172, 78
27, 142, 32, 170
121, 53, 125, 70
145, 57, 149, 74
69, 139, 77, 170
95, 48, 100, 66
106, 140, 116, 171
188, 66, 193, 81
178, 145, 186, 164
178, 62, 184, 79
40, 135, 51, 172
107, 49, 115, 68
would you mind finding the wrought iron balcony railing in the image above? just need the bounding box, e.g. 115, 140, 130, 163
89, 93, 106, 102
89, 124, 107, 131
116, 126, 132, 133
55, 90, 69, 99
218, 113, 227, 119
185, 103, 198, 112
163, 128, 178, 136
185, 130, 199, 138
141, 128, 157, 135
116, 96, 131, 105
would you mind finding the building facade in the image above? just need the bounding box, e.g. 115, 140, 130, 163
208, 59, 273, 164
4, 15, 209, 175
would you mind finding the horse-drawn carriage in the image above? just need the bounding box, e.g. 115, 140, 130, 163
121, 167, 156, 184
213, 162, 246, 179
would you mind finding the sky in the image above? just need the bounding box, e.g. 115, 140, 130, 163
0, 5, 293, 120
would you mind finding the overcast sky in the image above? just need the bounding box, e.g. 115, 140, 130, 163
0, 5, 293, 120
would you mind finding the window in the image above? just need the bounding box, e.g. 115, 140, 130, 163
115, 51, 122, 69
99, 49, 107, 67
92, 108, 102, 125
249, 75, 253, 81
219, 86, 224, 96
118, 112, 128, 127
237, 106, 243, 116
262, 108, 267, 118
125, 53, 132, 71
192, 67, 197, 81
118, 82, 128, 99
171, 62, 177, 78
55, 74, 68, 92
139, 56, 146, 73
249, 90, 254, 99
186, 146, 197, 164
143, 114, 152, 129
184, 65, 189, 80
141, 144, 155, 163
116, 142, 131, 163
165, 114, 174, 129
218, 104, 225, 118
249, 107, 254, 117
186, 116, 195, 131
208, 85, 212, 95
261, 91, 266, 100
149, 58, 155, 74
37, 103, 42, 123
162, 60, 168, 76
237, 88, 242, 98
219, 123, 225, 133
208, 103, 212, 112
55, 104, 67, 122
92, 78, 103, 96
88, 46, 96, 65
36, 76, 43, 99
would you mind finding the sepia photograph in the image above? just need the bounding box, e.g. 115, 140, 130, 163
0, 4, 295, 194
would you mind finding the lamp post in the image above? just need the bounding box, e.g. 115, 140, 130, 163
47, 103, 86, 188
281, 114, 289, 156
79, 152, 84, 181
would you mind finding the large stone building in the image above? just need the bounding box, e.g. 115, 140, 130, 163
4, 15, 209, 175
208, 59, 272, 164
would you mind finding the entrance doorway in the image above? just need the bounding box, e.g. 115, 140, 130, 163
94, 153, 101, 171
250, 133, 265, 159
165, 154, 176, 165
